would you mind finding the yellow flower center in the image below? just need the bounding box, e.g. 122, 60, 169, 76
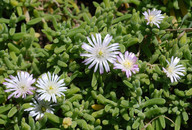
21, 85, 25, 89
167, 66, 174, 74
20, 85, 28, 93
123, 60, 132, 69
97, 50, 104, 58
98, 50, 103, 56
47, 85, 55, 94
41, 106, 46, 112
149, 15, 154, 22
49, 86, 53, 90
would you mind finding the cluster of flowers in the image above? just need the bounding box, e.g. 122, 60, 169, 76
81, 9, 185, 83
3, 72, 67, 120
2, 9, 186, 122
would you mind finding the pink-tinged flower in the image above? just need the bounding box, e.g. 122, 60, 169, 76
80, 33, 119, 74
143, 9, 164, 28
36, 72, 67, 103
162, 56, 185, 83
3, 71, 36, 99
113, 51, 139, 78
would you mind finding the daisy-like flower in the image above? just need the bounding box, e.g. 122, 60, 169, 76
113, 51, 139, 78
143, 9, 164, 28
80, 33, 119, 74
162, 56, 185, 83
3, 71, 36, 99
36, 72, 67, 103
25, 98, 54, 120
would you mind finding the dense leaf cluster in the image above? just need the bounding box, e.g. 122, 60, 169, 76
0, 0, 192, 129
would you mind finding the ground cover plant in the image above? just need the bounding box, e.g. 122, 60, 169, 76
0, 0, 192, 129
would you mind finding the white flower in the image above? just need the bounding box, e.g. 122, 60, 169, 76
113, 51, 139, 78
36, 72, 67, 103
80, 33, 119, 74
3, 71, 36, 99
143, 9, 164, 28
25, 98, 54, 120
162, 56, 185, 83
